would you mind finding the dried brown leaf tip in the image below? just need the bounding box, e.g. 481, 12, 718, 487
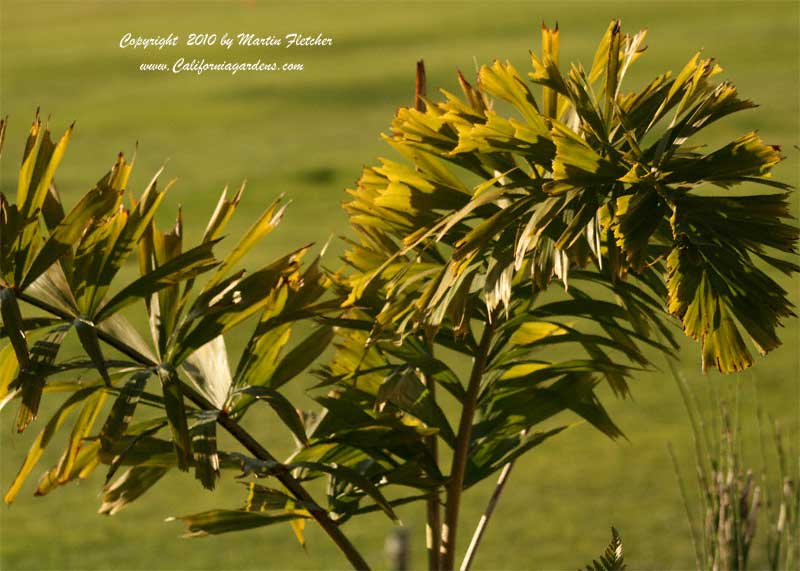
415, 59, 427, 112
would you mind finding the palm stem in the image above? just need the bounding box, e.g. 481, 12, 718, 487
13, 287, 372, 571
459, 433, 522, 571
426, 434, 442, 570
440, 322, 494, 571
423, 334, 441, 570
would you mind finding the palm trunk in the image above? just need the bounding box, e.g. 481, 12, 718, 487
459, 453, 517, 571
440, 323, 494, 570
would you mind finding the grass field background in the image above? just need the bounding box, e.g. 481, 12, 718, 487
1, 1, 798, 569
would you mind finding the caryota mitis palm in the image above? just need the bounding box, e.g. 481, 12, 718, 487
0, 19, 796, 571
332, 19, 797, 570
0, 114, 369, 568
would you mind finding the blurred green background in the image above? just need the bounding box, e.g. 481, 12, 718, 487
1, 1, 798, 569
